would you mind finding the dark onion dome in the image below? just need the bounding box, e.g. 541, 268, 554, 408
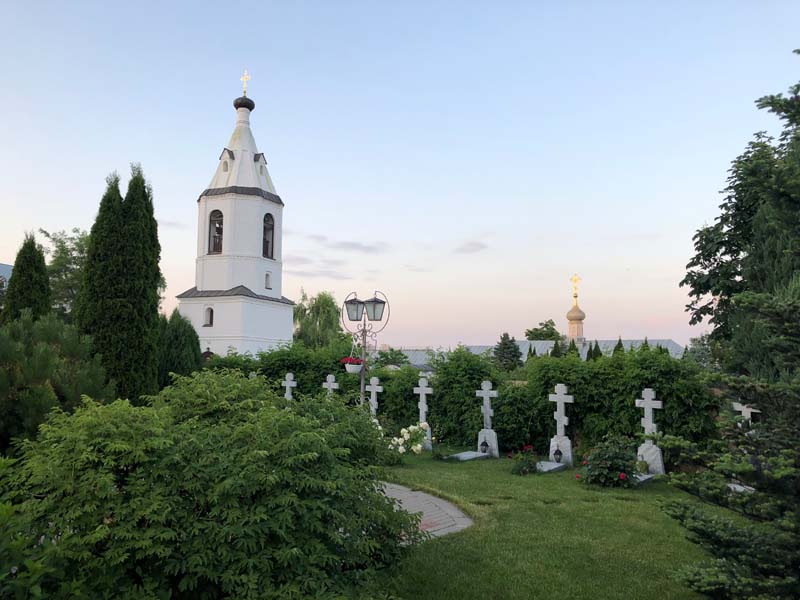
233, 96, 255, 111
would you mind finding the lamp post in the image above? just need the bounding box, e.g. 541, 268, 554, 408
341, 291, 390, 405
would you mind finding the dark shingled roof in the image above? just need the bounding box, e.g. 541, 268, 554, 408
197, 186, 284, 205
177, 285, 294, 306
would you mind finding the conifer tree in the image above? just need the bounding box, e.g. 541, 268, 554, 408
527, 345, 535, 360
0, 233, 51, 324
78, 167, 162, 400
158, 309, 203, 389
549, 339, 563, 358
640, 337, 650, 351
567, 338, 579, 357
494, 332, 522, 371
612, 337, 625, 356
592, 340, 602, 360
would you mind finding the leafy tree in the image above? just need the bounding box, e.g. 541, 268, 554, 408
494, 332, 522, 371
157, 309, 202, 389
549, 339, 563, 358
39, 228, 89, 321
0, 370, 422, 598
525, 319, 562, 341
374, 346, 410, 368
0, 310, 113, 453
77, 167, 162, 401
0, 234, 51, 325
293, 289, 346, 348
613, 337, 625, 356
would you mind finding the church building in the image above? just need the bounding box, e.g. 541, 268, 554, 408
177, 77, 294, 355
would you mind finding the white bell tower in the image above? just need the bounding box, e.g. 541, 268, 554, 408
177, 75, 294, 355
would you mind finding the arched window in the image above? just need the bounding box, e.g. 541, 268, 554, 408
204, 307, 214, 327
265, 272, 272, 289
209, 210, 223, 254
222, 161, 229, 173
262, 213, 274, 259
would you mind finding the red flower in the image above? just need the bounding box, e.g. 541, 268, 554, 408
340, 357, 363, 365
523, 444, 533, 451
575, 473, 581, 480
582, 460, 588, 466
619, 472, 627, 480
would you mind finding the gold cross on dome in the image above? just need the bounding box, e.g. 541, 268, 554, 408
570, 273, 581, 297
240, 70, 251, 96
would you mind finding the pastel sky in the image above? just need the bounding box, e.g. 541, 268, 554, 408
2, 2, 799, 348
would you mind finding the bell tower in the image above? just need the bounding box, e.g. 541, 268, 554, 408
177, 73, 294, 355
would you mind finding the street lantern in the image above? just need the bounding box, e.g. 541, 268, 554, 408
480, 440, 489, 454
364, 295, 386, 321
344, 297, 365, 322
553, 448, 563, 463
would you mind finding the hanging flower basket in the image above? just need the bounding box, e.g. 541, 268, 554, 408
341, 356, 363, 373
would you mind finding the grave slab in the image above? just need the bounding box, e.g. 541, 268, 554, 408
446, 451, 490, 462
537, 461, 568, 473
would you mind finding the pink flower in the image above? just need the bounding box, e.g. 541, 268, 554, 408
582, 460, 588, 466
619, 472, 627, 480
575, 473, 581, 480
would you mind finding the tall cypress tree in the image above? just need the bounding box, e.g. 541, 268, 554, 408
0, 234, 51, 324
78, 167, 162, 400
158, 309, 202, 389
567, 338, 579, 357
613, 337, 625, 356
592, 340, 602, 360
549, 339, 563, 358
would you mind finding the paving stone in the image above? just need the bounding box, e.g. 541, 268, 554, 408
383, 482, 473, 538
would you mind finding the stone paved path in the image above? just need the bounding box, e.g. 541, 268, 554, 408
383, 482, 473, 538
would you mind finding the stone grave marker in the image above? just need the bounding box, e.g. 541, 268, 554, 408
414, 376, 433, 450
365, 376, 383, 417
635, 388, 665, 475
282, 372, 297, 400
475, 380, 499, 458
322, 374, 339, 397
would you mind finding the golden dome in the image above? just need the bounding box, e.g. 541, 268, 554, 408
567, 302, 585, 322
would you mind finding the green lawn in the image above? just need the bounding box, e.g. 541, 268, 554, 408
379, 453, 707, 600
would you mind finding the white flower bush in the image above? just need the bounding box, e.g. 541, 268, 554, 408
388, 422, 429, 456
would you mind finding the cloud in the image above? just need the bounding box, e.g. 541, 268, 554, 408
404, 264, 431, 272
284, 269, 352, 280
301, 232, 389, 254
327, 240, 388, 253
453, 241, 488, 254
158, 219, 187, 229
283, 255, 314, 266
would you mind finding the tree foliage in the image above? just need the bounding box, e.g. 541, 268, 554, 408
0, 370, 421, 598
77, 167, 162, 401
667, 53, 800, 599
293, 290, 346, 349
157, 309, 202, 389
525, 319, 562, 341
374, 347, 410, 368
0, 310, 113, 453
493, 332, 522, 372
39, 228, 89, 321
0, 234, 51, 325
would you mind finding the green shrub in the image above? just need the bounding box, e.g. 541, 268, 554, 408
509, 445, 541, 476
0, 310, 113, 453
0, 370, 422, 599
428, 347, 496, 445
376, 365, 420, 434
578, 434, 638, 488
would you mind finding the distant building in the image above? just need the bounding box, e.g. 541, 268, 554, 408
390, 274, 683, 370
0, 263, 12, 301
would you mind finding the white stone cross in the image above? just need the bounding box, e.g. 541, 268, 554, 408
366, 376, 383, 417
476, 380, 498, 430
732, 402, 761, 422
414, 377, 433, 424
322, 374, 339, 396
549, 383, 574, 437
282, 372, 297, 400
636, 388, 662, 436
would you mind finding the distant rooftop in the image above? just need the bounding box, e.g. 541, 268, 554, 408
0, 263, 12, 282
392, 339, 684, 370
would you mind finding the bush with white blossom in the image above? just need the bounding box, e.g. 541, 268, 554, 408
388, 422, 429, 455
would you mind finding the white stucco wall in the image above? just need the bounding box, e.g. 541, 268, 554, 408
195, 193, 284, 297
178, 295, 293, 356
